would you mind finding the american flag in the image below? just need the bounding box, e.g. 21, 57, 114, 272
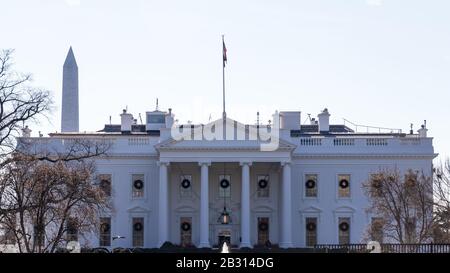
223, 38, 227, 67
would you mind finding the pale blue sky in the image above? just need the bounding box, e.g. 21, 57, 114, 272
1, 0, 450, 159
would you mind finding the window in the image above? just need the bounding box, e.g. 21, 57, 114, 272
132, 174, 144, 198
219, 175, 231, 198
1, 219, 16, 245
338, 174, 351, 198
405, 217, 416, 243
132, 217, 144, 247
305, 174, 318, 197
305, 217, 317, 247
370, 217, 384, 243
257, 175, 269, 198
99, 174, 112, 197
33, 224, 45, 248
147, 114, 165, 124
66, 217, 78, 242
99, 217, 111, 247
370, 174, 383, 197
338, 217, 350, 244
180, 175, 192, 198
404, 173, 418, 197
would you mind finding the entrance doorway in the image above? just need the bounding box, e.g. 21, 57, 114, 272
257, 217, 269, 246
180, 217, 192, 247
218, 229, 231, 248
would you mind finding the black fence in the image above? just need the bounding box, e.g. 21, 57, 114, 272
72, 243, 450, 253
315, 243, 450, 253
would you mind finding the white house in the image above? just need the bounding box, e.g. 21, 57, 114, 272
18, 48, 436, 249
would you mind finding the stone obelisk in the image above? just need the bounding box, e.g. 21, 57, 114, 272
61, 47, 79, 132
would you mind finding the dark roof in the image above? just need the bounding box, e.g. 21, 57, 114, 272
98, 124, 160, 136
100, 124, 120, 132
296, 124, 354, 134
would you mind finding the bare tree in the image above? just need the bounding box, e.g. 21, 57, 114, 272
432, 160, 450, 243
0, 49, 113, 252
0, 49, 51, 157
0, 139, 111, 253
363, 168, 434, 243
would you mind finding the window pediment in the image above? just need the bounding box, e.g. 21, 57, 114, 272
333, 206, 356, 213
175, 205, 197, 213
127, 206, 151, 213
299, 206, 322, 215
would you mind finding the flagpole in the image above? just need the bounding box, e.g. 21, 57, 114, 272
222, 35, 226, 120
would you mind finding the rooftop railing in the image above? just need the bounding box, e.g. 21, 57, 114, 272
19, 132, 433, 155
343, 118, 403, 134
297, 136, 425, 146
295, 135, 433, 154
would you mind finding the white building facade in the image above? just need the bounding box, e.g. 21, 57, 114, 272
21, 49, 436, 249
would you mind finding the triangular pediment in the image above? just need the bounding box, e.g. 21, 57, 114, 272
156, 138, 296, 151
155, 117, 296, 151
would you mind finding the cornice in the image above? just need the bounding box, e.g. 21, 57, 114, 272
155, 137, 297, 152
292, 153, 438, 159
98, 153, 159, 160
157, 146, 293, 152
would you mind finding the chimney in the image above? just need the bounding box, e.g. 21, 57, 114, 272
418, 120, 428, 138
22, 126, 32, 138
279, 111, 301, 130
318, 108, 330, 133
120, 109, 133, 132
165, 108, 174, 128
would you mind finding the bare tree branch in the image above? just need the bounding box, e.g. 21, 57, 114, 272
363, 168, 434, 244
0, 145, 112, 252
0, 49, 52, 158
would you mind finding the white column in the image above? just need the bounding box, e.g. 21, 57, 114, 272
199, 162, 211, 248
240, 161, 252, 248
158, 161, 169, 247
280, 161, 293, 248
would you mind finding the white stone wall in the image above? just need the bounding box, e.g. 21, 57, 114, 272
292, 157, 433, 246
80, 155, 432, 249
26, 129, 434, 249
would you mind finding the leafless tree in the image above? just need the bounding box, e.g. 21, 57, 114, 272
0, 139, 112, 253
0, 49, 113, 252
0, 49, 52, 157
363, 168, 434, 244
432, 159, 450, 243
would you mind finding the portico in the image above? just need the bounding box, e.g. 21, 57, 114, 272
155, 138, 296, 248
